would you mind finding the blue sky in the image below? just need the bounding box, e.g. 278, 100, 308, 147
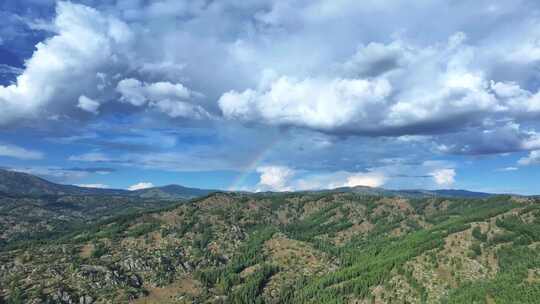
1, 0, 540, 194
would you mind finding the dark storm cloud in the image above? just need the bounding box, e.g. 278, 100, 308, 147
435, 122, 540, 155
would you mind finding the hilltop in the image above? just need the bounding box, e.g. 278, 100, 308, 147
0, 168, 215, 199
0, 169, 216, 246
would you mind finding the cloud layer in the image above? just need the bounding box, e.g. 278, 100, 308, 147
2, 2, 540, 152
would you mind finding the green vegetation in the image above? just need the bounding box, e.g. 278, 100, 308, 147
229, 264, 279, 304
1, 192, 539, 303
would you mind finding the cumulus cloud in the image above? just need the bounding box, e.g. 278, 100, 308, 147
219, 33, 540, 138
4, 0, 540, 145
3, 0, 540, 135
77, 95, 100, 114
431, 169, 456, 187
117, 79, 190, 106
342, 172, 387, 188
293, 171, 388, 191
518, 151, 540, 166
0, 144, 43, 160
0, 1, 134, 124
220, 76, 392, 133
116, 78, 147, 106
128, 182, 154, 191
255, 166, 295, 191
253, 166, 387, 192
117, 78, 209, 118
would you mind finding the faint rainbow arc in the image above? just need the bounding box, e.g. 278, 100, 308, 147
228, 135, 281, 191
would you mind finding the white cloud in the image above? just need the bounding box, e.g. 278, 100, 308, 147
69, 152, 111, 162
343, 172, 387, 188
0, 1, 133, 124
116, 78, 147, 106
253, 167, 387, 192
219, 33, 540, 137
116, 78, 208, 118
117, 78, 191, 106
431, 169, 456, 187
255, 166, 295, 191
294, 171, 388, 190
219, 76, 392, 132
152, 99, 210, 119
495, 167, 518, 172
77, 95, 100, 114
146, 81, 191, 100
75, 183, 109, 189
518, 150, 540, 166
0, 144, 43, 160
128, 182, 155, 191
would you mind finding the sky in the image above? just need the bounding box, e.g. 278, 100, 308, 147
1, 1, 540, 195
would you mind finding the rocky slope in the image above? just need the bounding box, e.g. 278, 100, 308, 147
1, 192, 539, 303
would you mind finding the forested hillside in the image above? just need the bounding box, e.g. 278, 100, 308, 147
1, 192, 539, 303
0, 169, 216, 247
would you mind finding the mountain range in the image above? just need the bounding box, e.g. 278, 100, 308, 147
0, 168, 496, 199
0, 168, 501, 248
0, 168, 216, 199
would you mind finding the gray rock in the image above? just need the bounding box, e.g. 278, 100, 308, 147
79, 295, 94, 304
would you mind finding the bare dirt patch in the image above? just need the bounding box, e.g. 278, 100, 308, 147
131, 276, 201, 304
332, 221, 374, 245
79, 243, 94, 258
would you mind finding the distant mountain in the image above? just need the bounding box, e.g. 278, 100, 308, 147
0, 168, 216, 199
0, 169, 129, 196
131, 184, 216, 200
0, 169, 217, 246
327, 185, 494, 198
0, 168, 501, 200
431, 189, 493, 198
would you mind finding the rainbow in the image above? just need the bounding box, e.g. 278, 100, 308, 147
228, 135, 281, 191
